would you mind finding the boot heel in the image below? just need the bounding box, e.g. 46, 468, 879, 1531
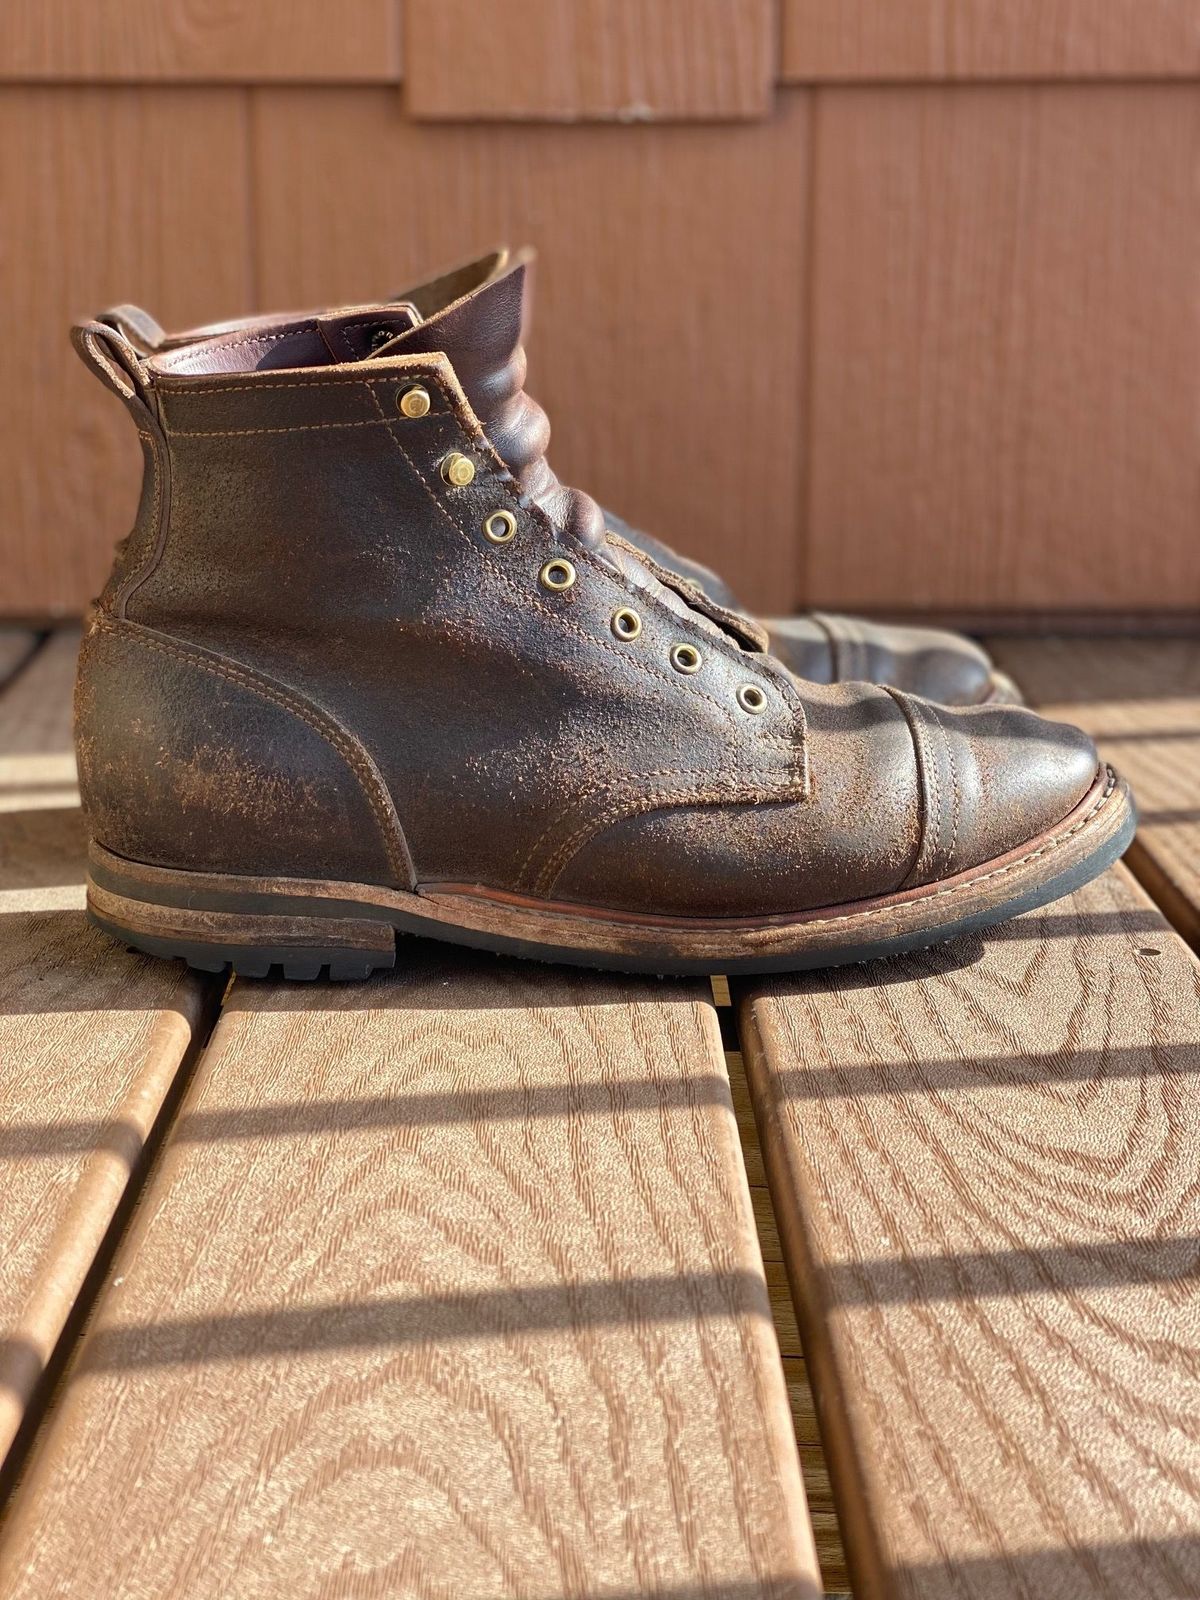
86, 844, 396, 981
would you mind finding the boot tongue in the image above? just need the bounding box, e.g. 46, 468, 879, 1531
374, 258, 608, 551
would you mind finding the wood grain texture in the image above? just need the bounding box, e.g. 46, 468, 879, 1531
405, 0, 775, 120
0, 633, 212, 1467
252, 86, 809, 612
740, 867, 1200, 1600
0, 1, 399, 81
804, 84, 1200, 614
0, 959, 820, 1597
1, 87, 252, 619
781, 0, 1200, 82
991, 637, 1200, 947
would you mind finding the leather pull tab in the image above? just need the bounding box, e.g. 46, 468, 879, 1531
316, 304, 419, 363
96, 304, 166, 354
71, 320, 155, 422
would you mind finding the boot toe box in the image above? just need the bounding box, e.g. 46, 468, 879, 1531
895, 696, 1102, 885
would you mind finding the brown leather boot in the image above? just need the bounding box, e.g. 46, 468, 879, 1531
98, 250, 1019, 708
73, 256, 1133, 978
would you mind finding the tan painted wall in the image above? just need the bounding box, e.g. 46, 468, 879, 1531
2, 0, 1196, 621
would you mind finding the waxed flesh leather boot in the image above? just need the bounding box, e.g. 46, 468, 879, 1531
73, 256, 1133, 978
98, 250, 1020, 708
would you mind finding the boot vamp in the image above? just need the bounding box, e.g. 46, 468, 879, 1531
550, 679, 923, 918
548, 688, 1101, 919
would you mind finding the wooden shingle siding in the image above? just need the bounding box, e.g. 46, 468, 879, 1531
0, 0, 399, 82
803, 83, 1200, 615
404, 0, 777, 121
781, 0, 1200, 83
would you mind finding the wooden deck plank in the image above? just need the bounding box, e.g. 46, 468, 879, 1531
726, 1044, 849, 1594
990, 637, 1200, 947
0, 632, 37, 691
0, 958, 820, 1598
0, 632, 214, 1469
739, 867, 1200, 1600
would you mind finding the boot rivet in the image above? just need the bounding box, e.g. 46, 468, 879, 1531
611, 607, 641, 641
539, 559, 576, 593
483, 509, 518, 544
440, 451, 476, 487
670, 643, 702, 675
398, 385, 431, 418
736, 683, 767, 714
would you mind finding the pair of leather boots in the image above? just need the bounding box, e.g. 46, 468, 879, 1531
73, 249, 1133, 979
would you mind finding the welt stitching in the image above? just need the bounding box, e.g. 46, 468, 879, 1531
96, 617, 412, 887
363, 386, 766, 734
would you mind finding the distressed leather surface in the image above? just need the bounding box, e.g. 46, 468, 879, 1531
100, 249, 1011, 708
73, 261, 1099, 918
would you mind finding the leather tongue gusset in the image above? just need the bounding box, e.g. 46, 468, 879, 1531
368, 256, 609, 551
606, 533, 770, 653
317, 304, 419, 364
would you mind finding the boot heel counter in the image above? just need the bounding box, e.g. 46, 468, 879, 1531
75, 617, 411, 888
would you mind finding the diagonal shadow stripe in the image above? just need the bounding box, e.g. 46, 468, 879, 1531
78, 1270, 773, 1372
893, 1534, 1200, 1598
819, 1233, 1200, 1307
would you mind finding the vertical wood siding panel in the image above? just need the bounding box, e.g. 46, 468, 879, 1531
781, 0, 1200, 82
405, 0, 776, 121
0, 1, 400, 82
251, 87, 810, 613
804, 83, 1200, 614
0, 87, 252, 618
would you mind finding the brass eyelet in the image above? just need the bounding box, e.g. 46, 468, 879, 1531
736, 683, 768, 715
483, 509, 518, 545
611, 607, 642, 641
440, 451, 476, 487
539, 559, 576, 593
670, 643, 702, 675
397, 384, 431, 418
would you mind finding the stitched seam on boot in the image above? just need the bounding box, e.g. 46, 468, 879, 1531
518, 770, 781, 895
93, 615, 415, 888
884, 686, 941, 891
929, 701, 962, 873
535, 781, 793, 901
116, 428, 168, 618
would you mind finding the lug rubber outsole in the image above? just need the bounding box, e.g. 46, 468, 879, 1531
86, 765, 1134, 981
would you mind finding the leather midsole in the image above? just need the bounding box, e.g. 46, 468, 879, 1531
87, 765, 1130, 961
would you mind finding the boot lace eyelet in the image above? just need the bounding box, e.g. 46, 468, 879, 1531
483, 509, 517, 545
539, 559, 576, 592
670, 643, 702, 675
611, 607, 641, 641
736, 683, 768, 714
